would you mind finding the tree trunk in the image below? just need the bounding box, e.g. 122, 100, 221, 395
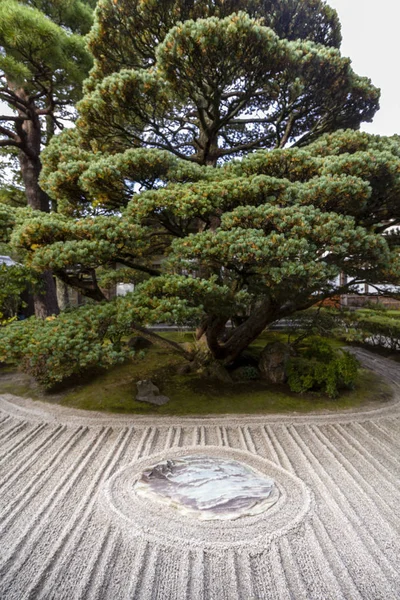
33, 270, 60, 318
16, 91, 59, 316
18, 116, 52, 212
56, 278, 71, 311
200, 133, 219, 167
204, 300, 274, 365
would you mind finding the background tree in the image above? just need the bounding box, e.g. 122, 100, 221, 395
1, 0, 400, 386
0, 0, 93, 316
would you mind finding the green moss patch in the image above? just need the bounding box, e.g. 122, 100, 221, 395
0, 332, 393, 415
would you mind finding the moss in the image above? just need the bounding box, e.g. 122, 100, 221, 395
0, 332, 393, 415
53, 366, 394, 415
0, 357, 392, 417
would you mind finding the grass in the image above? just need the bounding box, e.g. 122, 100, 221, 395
0, 331, 393, 415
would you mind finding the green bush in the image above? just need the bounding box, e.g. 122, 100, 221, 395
0, 263, 33, 322
232, 365, 260, 381
287, 338, 359, 398
361, 301, 388, 312
0, 302, 134, 387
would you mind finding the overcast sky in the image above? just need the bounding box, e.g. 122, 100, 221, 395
328, 0, 400, 136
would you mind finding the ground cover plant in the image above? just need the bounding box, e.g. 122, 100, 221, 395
0, 331, 392, 415
286, 337, 359, 398
0, 0, 399, 392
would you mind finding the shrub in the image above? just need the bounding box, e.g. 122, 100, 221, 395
0, 263, 33, 322
287, 337, 359, 398
0, 302, 134, 387
232, 365, 260, 381
362, 301, 388, 312
340, 310, 400, 351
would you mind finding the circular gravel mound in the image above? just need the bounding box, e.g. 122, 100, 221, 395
103, 446, 312, 550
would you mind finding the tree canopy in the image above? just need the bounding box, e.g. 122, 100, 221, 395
78, 2, 377, 167
0, 0, 94, 316
0, 0, 93, 208
1, 0, 399, 386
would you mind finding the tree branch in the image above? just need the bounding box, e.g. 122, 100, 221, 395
54, 270, 107, 302
278, 114, 296, 148
0, 115, 28, 122
116, 258, 161, 277
129, 323, 192, 359
0, 124, 19, 141
0, 139, 21, 149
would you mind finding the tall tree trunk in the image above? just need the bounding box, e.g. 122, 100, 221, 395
17, 93, 59, 316
18, 112, 51, 212
197, 127, 219, 167
19, 150, 52, 212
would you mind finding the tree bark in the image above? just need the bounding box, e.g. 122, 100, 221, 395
33, 270, 60, 318
204, 299, 274, 365
56, 278, 71, 311
18, 116, 51, 212
14, 88, 59, 317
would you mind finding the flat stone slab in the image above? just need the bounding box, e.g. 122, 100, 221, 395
136, 394, 170, 406
135, 455, 280, 520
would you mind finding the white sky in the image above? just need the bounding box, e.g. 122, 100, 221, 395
328, 0, 400, 136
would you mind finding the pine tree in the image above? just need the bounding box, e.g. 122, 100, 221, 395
0, 0, 93, 316
80, 0, 377, 167
1, 0, 399, 385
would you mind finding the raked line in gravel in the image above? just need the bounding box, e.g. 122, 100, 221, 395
0, 347, 398, 600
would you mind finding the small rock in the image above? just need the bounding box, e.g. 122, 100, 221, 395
136, 379, 170, 406
137, 379, 159, 396
138, 394, 170, 406
259, 341, 292, 384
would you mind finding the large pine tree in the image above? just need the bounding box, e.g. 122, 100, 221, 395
1, 0, 399, 385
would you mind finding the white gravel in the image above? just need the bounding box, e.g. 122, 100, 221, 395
0, 347, 399, 599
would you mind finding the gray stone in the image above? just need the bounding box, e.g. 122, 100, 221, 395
259, 341, 292, 384
138, 394, 170, 406
206, 361, 233, 383
136, 380, 170, 406
135, 455, 280, 520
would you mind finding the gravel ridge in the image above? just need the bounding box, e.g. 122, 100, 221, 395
0, 347, 399, 599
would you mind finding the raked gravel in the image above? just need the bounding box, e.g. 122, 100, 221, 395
0, 347, 399, 599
